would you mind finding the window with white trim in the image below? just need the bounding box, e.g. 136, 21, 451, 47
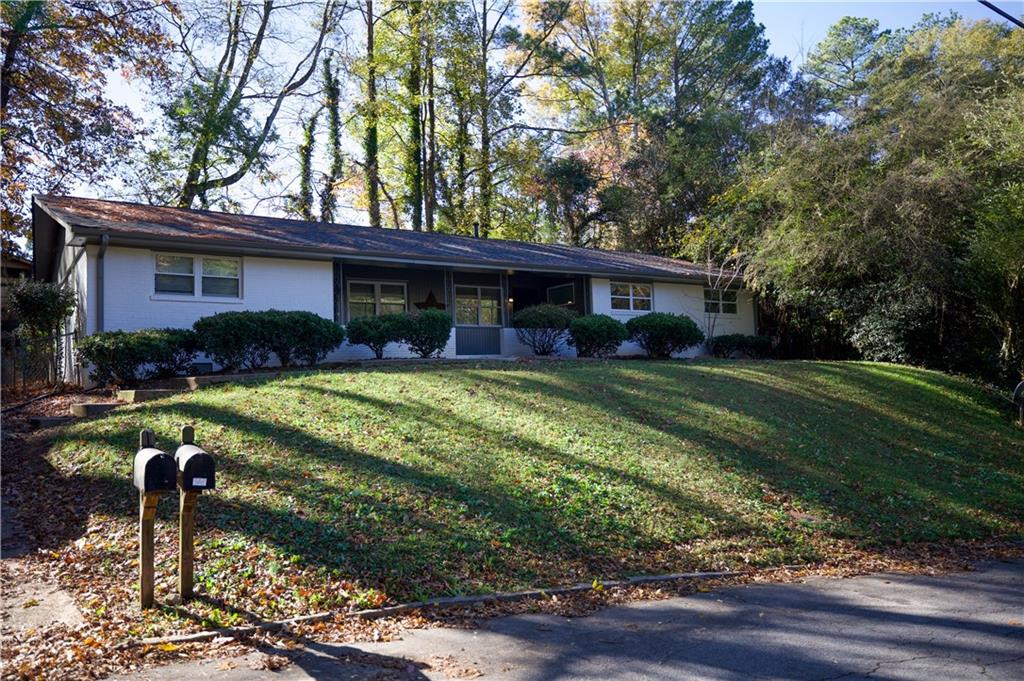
154, 254, 241, 298
609, 282, 652, 311
347, 281, 407, 319
455, 286, 501, 325
704, 288, 737, 314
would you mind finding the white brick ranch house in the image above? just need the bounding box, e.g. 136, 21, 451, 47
32, 196, 757, 377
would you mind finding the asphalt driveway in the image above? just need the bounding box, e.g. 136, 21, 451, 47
117, 559, 1024, 681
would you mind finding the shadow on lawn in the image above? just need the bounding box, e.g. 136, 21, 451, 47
26, 387, 751, 602
18, 360, 1024, 609
459, 361, 1023, 542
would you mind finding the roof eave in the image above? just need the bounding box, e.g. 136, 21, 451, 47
65, 223, 738, 286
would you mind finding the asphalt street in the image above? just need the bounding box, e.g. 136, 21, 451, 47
116, 559, 1024, 681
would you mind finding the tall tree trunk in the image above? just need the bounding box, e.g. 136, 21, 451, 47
424, 18, 436, 232
365, 0, 381, 228
405, 0, 423, 231
296, 113, 317, 220
321, 56, 342, 222
455, 109, 468, 228
477, 2, 492, 237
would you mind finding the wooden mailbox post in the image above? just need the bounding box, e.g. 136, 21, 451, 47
174, 425, 216, 601
132, 429, 176, 609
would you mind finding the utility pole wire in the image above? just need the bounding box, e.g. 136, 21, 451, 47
977, 1, 1024, 29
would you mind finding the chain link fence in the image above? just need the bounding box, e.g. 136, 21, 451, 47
1, 331, 78, 395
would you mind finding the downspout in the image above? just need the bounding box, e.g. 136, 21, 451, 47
96, 234, 109, 332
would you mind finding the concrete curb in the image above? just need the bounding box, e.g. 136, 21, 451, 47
136, 568, 757, 647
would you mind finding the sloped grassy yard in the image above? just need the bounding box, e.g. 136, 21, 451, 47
37, 360, 1024, 635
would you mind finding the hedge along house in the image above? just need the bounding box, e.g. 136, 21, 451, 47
32, 195, 757, 374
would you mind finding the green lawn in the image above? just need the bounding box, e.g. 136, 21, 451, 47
41, 360, 1023, 633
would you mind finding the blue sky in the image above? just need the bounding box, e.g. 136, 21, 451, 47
754, 1, 1023, 66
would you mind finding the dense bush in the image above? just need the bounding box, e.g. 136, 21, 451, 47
261, 310, 346, 366
193, 311, 271, 371
709, 334, 773, 359
397, 309, 452, 358
193, 310, 344, 369
147, 328, 201, 377
512, 304, 577, 356
77, 328, 199, 386
567, 314, 628, 358
8, 280, 76, 338
625, 313, 704, 359
346, 314, 406, 359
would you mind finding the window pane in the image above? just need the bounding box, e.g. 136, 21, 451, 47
704, 301, 720, 314
155, 273, 194, 294
202, 258, 239, 277
349, 301, 375, 319
632, 284, 651, 299
456, 300, 478, 325
455, 287, 480, 325
633, 297, 652, 311
380, 288, 405, 311
610, 283, 631, 297
722, 290, 737, 303
611, 297, 631, 310
703, 289, 717, 301
547, 284, 573, 306
202, 277, 239, 297
350, 283, 374, 303
480, 298, 500, 325
156, 255, 193, 274
722, 302, 737, 314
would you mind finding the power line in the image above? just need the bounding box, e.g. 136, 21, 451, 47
977, 0, 1024, 29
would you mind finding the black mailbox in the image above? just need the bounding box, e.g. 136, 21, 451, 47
175, 427, 215, 491
175, 444, 216, 491
134, 447, 177, 493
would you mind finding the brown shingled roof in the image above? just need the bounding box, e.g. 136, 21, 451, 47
35, 195, 724, 281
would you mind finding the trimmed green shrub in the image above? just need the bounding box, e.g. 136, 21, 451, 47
262, 310, 346, 366
512, 304, 577, 356
346, 314, 405, 359
567, 314, 628, 358
147, 328, 201, 377
709, 334, 773, 359
398, 309, 452, 358
77, 328, 199, 386
625, 313, 704, 359
193, 311, 272, 371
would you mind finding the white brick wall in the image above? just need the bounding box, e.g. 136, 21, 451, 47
73, 247, 758, 372
589, 277, 756, 357
100, 247, 334, 332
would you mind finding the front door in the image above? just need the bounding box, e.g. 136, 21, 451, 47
454, 285, 502, 355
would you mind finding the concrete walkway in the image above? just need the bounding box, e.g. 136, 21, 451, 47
117, 560, 1024, 681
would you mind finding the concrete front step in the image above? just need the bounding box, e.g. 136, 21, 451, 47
116, 389, 182, 403
70, 402, 121, 418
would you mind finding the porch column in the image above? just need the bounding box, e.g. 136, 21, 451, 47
444, 268, 455, 327
333, 261, 345, 324
499, 272, 510, 327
